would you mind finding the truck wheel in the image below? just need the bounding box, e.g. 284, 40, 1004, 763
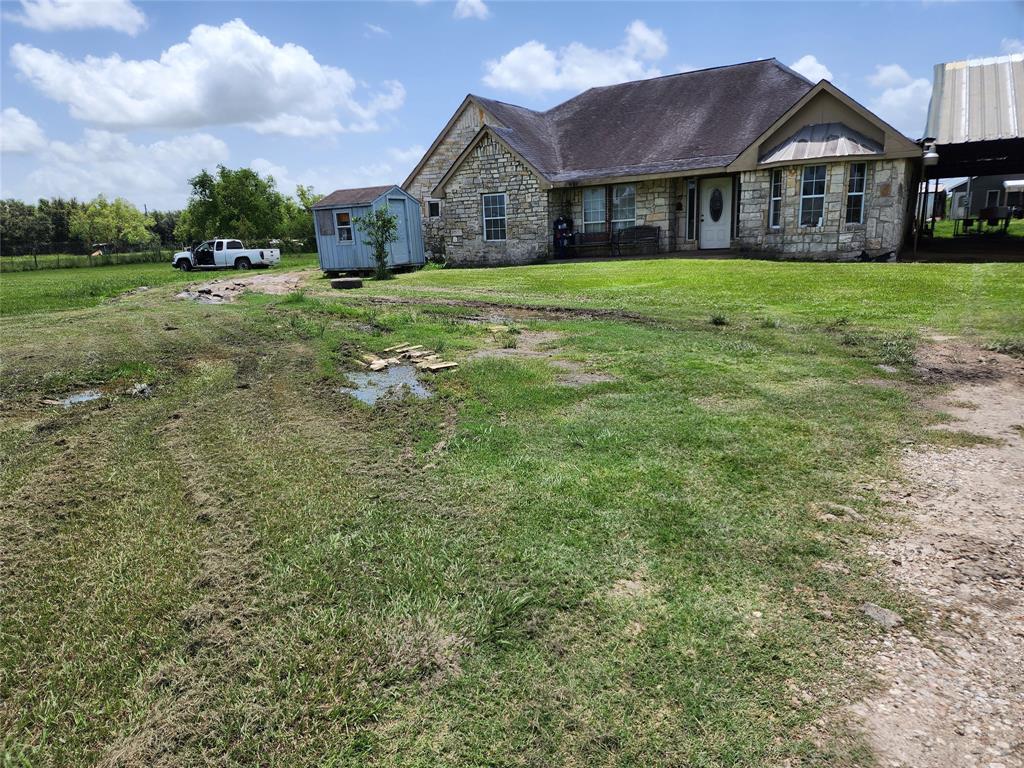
177, 260, 192, 272
235, 257, 251, 271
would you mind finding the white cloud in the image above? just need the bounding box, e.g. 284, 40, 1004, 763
789, 54, 832, 82
870, 76, 931, 138
6, 130, 229, 209
868, 63, 912, 89
249, 158, 396, 200
1002, 38, 1024, 54
388, 145, 426, 164
483, 20, 668, 94
454, 0, 489, 20
4, 0, 145, 34
10, 18, 405, 137
0, 108, 47, 153
364, 22, 390, 38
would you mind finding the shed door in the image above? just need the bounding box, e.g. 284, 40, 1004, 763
388, 199, 410, 265
699, 177, 732, 250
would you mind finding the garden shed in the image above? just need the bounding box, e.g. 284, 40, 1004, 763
312, 185, 424, 275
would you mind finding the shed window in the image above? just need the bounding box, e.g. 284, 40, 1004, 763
769, 169, 783, 229
427, 200, 441, 218
611, 184, 635, 231
582, 187, 606, 233
799, 165, 826, 227
845, 163, 866, 224
482, 193, 507, 241
336, 211, 354, 243
985, 189, 1000, 208
316, 209, 334, 236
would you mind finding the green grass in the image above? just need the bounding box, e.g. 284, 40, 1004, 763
929, 216, 1024, 240
0, 253, 319, 316
1, 258, 1020, 766
0, 250, 172, 273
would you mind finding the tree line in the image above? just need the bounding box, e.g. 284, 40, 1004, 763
0, 165, 319, 257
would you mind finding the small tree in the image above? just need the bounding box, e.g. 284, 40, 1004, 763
354, 206, 399, 280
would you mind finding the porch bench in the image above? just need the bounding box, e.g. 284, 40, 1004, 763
565, 231, 612, 257
612, 225, 660, 256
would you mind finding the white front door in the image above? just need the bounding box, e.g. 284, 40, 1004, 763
699, 177, 732, 249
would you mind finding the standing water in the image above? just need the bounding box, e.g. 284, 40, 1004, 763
338, 365, 431, 406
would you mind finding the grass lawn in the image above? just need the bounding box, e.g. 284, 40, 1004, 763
1, 258, 1021, 766
0, 253, 319, 317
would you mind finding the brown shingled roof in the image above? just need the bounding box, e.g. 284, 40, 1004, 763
313, 185, 396, 209
463, 59, 815, 186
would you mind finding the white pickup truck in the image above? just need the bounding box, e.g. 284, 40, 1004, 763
172, 239, 281, 271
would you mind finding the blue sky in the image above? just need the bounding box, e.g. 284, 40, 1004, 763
1, 0, 1020, 209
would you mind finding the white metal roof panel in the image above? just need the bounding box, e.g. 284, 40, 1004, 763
759, 122, 883, 164
926, 54, 1024, 144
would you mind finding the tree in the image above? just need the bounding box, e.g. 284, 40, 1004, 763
176, 165, 287, 243
70, 195, 155, 252
0, 200, 35, 255
354, 206, 399, 280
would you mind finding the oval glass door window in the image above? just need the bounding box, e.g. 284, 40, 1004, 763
710, 188, 724, 222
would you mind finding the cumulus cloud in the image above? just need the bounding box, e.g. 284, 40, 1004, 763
483, 20, 668, 94
4, 0, 145, 34
454, 0, 489, 20
1002, 38, 1024, 54
868, 63, 913, 89
0, 108, 47, 153
249, 157, 396, 200
388, 145, 426, 165
865, 64, 931, 138
7, 130, 229, 209
10, 18, 405, 137
790, 54, 832, 82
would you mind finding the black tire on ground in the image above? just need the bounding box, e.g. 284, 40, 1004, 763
176, 259, 192, 271
235, 257, 251, 270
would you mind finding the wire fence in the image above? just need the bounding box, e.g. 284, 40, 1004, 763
0, 237, 315, 272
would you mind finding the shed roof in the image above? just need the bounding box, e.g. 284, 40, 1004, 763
467, 58, 814, 185
759, 122, 883, 164
925, 53, 1024, 145
313, 185, 397, 209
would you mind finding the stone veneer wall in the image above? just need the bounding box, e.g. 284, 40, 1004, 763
736, 159, 911, 258
442, 135, 549, 266
406, 104, 487, 259
548, 178, 673, 252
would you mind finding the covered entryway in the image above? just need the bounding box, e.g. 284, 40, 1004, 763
699, 177, 732, 249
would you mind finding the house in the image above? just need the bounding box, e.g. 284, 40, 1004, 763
312, 185, 424, 275
404, 58, 922, 265
946, 175, 1024, 217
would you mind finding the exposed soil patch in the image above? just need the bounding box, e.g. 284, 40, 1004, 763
850, 340, 1024, 768
470, 329, 616, 387
350, 294, 667, 327
177, 270, 310, 303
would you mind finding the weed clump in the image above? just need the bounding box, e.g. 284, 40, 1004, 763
709, 314, 729, 327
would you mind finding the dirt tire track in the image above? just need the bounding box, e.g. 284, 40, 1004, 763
851, 341, 1024, 768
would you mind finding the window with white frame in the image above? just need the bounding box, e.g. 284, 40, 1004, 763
985, 189, 1000, 208
336, 211, 354, 242
582, 187, 606, 233
845, 163, 866, 224
769, 169, 783, 228
611, 184, 636, 231
799, 165, 826, 227
482, 193, 507, 241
